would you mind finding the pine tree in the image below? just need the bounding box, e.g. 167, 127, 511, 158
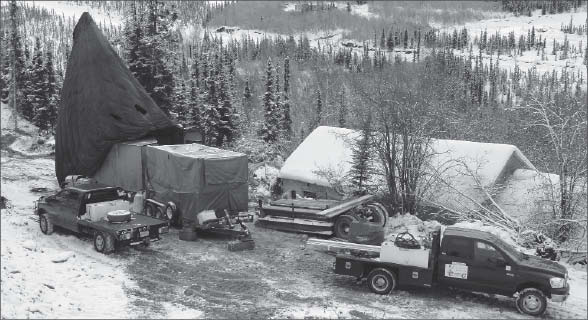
280, 57, 292, 140
315, 88, 323, 128
43, 46, 59, 132
30, 37, 48, 128
242, 79, 253, 124
337, 88, 347, 127
8, 0, 27, 127
349, 114, 374, 195
259, 58, 279, 143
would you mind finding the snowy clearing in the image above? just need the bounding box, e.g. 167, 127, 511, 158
23, 1, 122, 27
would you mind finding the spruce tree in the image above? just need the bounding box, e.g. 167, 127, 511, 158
242, 79, 253, 124
259, 58, 279, 143
349, 114, 374, 195
280, 57, 292, 140
315, 88, 323, 128
30, 37, 48, 128
9, 0, 27, 126
337, 88, 347, 127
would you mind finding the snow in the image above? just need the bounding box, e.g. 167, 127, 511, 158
279, 126, 359, 187
251, 164, 280, 199
24, 1, 123, 27
282, 1, 379, 19
434, 7, 588, 79
1, 102, 54, 156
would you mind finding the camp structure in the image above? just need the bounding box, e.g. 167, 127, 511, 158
55, 12, 182, 185
278, 126, 537, 215
93, 141, 249, 224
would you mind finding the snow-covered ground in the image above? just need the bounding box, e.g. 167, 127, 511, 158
434, 7, 587, 80
282, 1, 378, 19
23, 1, 122, 27
1, 103, 54, 157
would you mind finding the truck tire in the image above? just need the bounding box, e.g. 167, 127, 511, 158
39, 213, 54, 235
165, 202, 181, 227
367, 268, 397, 295
334, 215, 357, 240
94, 231, 115, 254
145, 202, 155, 217
516, 288, 547, 316
155, 206, 165, 220
107, 210, 131, 223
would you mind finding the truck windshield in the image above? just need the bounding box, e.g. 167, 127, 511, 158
492, 237, 524, 261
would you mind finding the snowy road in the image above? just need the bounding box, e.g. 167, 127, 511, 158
2, 152, 586, 319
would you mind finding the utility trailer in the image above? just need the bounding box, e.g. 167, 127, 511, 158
314, 227, 571, 316
256, 195, 388, 240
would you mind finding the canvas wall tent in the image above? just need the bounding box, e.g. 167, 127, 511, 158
93, 141, 249, 222
278, 126, 537, 214
55, 12, 182, 185
143, 144, 249, 223
92, 139, 157, 192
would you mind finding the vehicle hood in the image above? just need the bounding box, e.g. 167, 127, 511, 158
518, 254, 567, 277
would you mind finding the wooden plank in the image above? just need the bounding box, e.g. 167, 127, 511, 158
263, 205, 323, 214
270, 198, 341, 210
306, 238, 381, 254
320, 194, 374, 219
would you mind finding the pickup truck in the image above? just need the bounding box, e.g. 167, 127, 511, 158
333, 227, 569, 316
35, 182, 169, 254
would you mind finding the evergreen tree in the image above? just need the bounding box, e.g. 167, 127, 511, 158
280, 57, 292, 140
259, 58, 280, 143
8, 0, 27, 125
337, 88, 347, 127
242, 78, 253, 124
314, 88, 323, 128
349, 114, 374, 195
30, 37, 48, 128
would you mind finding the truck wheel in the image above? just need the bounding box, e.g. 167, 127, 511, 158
39, 213, 54, 235
334, 215, 357, 240
155, 206, 165, 220
516, 288, 547, 316
367, 268, 397, 295
94, 231, 115, 254
145, 203, 155, 217
165, 202, 179, 226
367, 202, 388, 227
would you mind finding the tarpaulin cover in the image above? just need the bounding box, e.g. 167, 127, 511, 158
143, 144, 248, 222
55, 12, 179, 185
92, 139, 157, 192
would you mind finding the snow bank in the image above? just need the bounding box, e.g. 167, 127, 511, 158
385, 213, 441, 243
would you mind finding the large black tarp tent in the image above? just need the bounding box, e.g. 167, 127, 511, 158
143, 144, 249, 222
55, 12, 181, 185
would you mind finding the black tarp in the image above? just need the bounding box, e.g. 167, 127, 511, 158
55, 12, 180, 185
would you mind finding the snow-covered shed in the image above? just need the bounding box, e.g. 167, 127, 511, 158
278, 126, 536, 213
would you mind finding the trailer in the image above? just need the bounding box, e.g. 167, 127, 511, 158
256, 195, 388, 240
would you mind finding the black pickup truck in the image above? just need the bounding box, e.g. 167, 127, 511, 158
35, 182, 169, 254
334, 227, 569, 316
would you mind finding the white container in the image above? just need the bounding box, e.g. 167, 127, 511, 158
131, 192, 145, 214
86, 200, 130, 222
379, 240, 431, 269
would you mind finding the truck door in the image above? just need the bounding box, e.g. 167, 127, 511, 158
437, 236, 476, 290
58, 190, 81, 232
468, 241, 515, 295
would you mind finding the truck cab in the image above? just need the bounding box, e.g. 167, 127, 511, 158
437, 227, 569, 315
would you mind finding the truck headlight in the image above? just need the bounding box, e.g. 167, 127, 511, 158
550, 277, 565, 288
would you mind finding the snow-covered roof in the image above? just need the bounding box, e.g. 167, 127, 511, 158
279, 126, 537, 211
279, 126, 360, 187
